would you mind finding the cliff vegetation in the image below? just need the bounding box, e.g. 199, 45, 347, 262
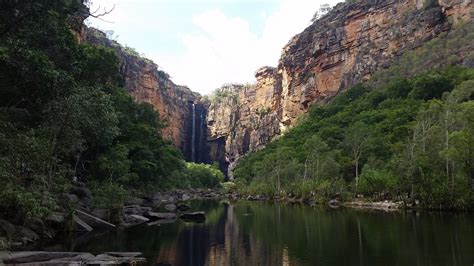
233, 21, 474, 209
0, 0, 222, 227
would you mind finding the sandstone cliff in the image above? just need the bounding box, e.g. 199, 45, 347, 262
80, 28, 205, 161
78, 0, 472, 176
206, 0, 473, 177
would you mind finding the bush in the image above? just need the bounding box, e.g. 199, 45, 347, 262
221, 181, 237, 193
185, 163, 225, 188
0, 181, 56, 220
358, 167, 397, 196
91, 181, 129, 209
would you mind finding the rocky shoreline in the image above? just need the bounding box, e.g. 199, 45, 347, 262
0, 251, 146, 265
0, 187, 416, 265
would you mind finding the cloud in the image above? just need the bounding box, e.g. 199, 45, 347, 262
153, 0, 341, 94
89, 0, 342, 94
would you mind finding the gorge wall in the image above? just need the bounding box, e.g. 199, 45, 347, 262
206, 0, 473, 177
80, 28, 208, 162
82, 0, 472, 177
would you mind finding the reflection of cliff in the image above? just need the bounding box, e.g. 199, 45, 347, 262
155, 203, 286, 266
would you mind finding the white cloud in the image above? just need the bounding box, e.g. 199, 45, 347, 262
89, 0, 342, 94
154, 0, 341, 94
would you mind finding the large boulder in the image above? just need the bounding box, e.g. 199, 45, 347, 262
70, 184, 92, 207
145, 212, 176, 220
123, 205, 152, 215
24, 218, 44, 236
72, 215, 93, 232
91, 208, 108, 220
2, 252, 146, 264
2, 252, 90, 264
0, 219, 16, 239
19, 227, 39, 242
75, 209, 115, 228
58, 193, 80, 206
123, 214, 149, 226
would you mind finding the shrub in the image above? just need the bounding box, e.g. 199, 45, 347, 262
91, 181, 129, 209
185, 162, 225, 188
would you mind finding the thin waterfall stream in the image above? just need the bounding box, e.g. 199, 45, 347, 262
191, 103, 195, 162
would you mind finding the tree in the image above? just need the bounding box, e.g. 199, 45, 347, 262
310, 4, 332, 23
344, 122, 371, 192
304, 135, 330, 181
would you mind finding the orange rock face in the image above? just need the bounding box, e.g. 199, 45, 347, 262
80, 0, 472, 175
206, 0, 473, 176
80, 27, 198, 158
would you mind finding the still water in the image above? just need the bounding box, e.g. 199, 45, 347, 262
71, 201, 474, 266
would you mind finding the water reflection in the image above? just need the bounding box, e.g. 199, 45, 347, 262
74, 201, 474, 266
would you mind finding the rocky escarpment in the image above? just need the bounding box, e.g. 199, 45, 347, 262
206, 0, 473, 177
80, 28, 206, 161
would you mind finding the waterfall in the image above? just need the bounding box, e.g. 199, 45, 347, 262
199, 112, 204, 162
191, 103, 196, 162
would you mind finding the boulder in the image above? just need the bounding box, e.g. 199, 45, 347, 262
46, 253, 95, 263
59, 193, 80, 205
88, 254, 146, 265
20, 227, 39, 242
179, 212, 205, 222
204, 193, 218, 198
125, 197, 144, 205
182, 194, 191, 201
2, 252, 88, 264
123, 205, 152, 215
73, 215, 93, 232
92, 208, 108, 220
106, 252, 143, 258
0, 219, 16, 239
328, 199, 341, 208
45, 212, 65, 225
168, 196, 177, 203
2, 252, 145, 265
26, 218, 45, 236
145, 212, 177, 220
73, 181, 86, 188
165, 203, 177, 211
71, 186, 92, 199
124, 214, 150, 226
75, 209, 115, 228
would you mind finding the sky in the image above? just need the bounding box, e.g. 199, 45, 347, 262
87, 0, 342, 94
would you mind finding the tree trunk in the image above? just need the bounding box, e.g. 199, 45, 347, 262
445, 109, 450, 180
355, 158, 359, 193
304, 157, 309, 182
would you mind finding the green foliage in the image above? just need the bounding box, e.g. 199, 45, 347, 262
91, 181, 129, 209
0, 181, 56, 220
0, 1, 187, 221
209, 86, 240, 103
358, 166, 397, 196
184, 162, 225, 188
371, 23, 474, 86
257, 106, 271, 116
235, 67, 474, 209
221, 181, 237, 193
155, 162, 225, 189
